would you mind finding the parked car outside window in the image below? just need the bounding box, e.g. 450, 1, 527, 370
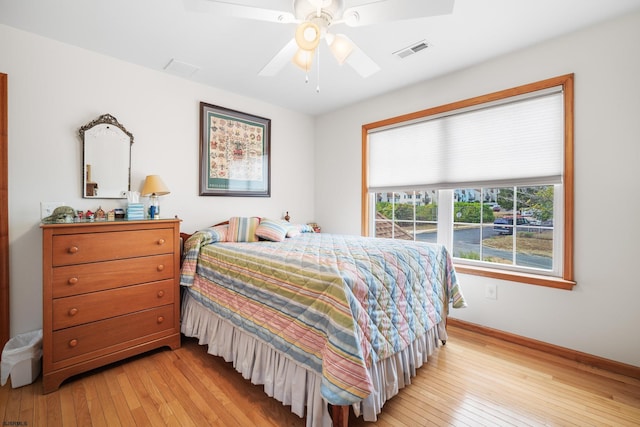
493, 216, 529, 235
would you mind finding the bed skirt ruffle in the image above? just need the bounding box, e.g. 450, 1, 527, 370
181, 291, 446, 427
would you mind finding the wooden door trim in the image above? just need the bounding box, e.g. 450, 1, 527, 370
1, 73, 9, 349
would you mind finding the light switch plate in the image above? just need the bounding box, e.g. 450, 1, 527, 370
40, 201, 66, 219
485, 283, 497, 300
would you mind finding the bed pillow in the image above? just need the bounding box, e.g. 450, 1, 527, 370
283, 223, 316, 237
285, 224, 301, 238
298, 223, 315, 233
227, 216, 260, 242
255, 218, 288, 242
208, 224, 228, 242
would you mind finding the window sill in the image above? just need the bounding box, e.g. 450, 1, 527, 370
453, 264, 576, 290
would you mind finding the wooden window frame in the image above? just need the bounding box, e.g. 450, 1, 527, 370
361, 74, 575, 290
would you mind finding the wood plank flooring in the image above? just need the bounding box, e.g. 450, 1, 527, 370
1, 325, 639, 426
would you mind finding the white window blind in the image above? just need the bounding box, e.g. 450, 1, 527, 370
368, 87, 564, 192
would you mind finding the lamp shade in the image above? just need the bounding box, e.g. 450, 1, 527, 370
141, 175, 170, 196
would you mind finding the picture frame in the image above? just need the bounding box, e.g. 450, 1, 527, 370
199, 102, 271, 197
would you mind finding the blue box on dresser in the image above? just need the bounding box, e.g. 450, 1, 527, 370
126, 203, 145, 220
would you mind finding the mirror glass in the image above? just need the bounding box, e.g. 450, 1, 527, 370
79, 114, 133, 198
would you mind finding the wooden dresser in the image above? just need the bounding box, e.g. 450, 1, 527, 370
41, 219, 181, 393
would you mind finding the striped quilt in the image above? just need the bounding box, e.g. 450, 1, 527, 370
180, 231, 465, 405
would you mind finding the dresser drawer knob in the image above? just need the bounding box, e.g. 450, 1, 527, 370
68, 277, 79, 285
157, 264, 164, 272
68, 308, 78, 316
68, 339, 78, 348
157, 290, 165, 298
157, 316, 165, 324
157, 238, 165, 245
68, 246, 79, 254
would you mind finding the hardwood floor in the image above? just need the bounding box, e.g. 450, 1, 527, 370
1, 325, 639, 426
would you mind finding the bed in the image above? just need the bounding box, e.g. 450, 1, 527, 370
180, 217, 466, 427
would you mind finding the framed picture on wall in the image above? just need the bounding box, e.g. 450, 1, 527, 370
199, 102, 271, 197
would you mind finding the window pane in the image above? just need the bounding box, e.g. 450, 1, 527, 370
416, 190, 438, 244
453, 188, 498, 262
453, 223, 483, 261
374, 192, 397, 239
515, 226, 554, 269
516, 185, 554, 269
476, 185, 554, 271
374, 190, 438, 242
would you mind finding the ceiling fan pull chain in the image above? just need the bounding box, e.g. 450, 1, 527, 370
316, 46, 320, 93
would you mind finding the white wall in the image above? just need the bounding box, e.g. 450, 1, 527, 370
315, 12, 640, 367
0, 25, 316, 336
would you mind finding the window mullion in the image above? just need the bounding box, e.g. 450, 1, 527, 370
437, 189, 454, 250
413, 191, 417, 241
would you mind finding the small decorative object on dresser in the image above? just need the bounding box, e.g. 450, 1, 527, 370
95, 206, 105, 220
40, 218, 181, 393
126, 203, 145, 220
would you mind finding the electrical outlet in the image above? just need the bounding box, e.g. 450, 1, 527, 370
40, 201, 66, 219
485, 283, 497, 300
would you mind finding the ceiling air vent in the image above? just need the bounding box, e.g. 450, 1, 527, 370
163, 59, 200, 78
393, 40, 430, 59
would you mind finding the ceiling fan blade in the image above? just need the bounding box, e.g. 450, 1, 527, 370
183, 0, 295, 23
342, 37, 381, 78
258, 38, 299, 76
342, 0, 455, 27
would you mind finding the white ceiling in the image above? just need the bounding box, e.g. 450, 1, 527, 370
2, 0, 640, 116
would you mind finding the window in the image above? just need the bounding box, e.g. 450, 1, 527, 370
362, 75, 575, 290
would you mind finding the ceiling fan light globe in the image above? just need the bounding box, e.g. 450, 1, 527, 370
329, 34, 354, 64
295, 21, 321, 50
292, 48, 314, 71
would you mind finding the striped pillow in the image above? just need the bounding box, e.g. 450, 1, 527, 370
208, 224, 228, 242
255, 218, 288, 242
227, 216, 260, 242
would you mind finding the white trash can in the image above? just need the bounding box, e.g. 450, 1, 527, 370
1, 329, 43, 388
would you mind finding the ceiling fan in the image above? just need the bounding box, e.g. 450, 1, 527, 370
185, 0, 455, 79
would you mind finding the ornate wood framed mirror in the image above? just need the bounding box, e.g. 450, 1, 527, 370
79, 114, 133, 198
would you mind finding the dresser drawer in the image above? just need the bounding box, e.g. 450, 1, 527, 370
52, 228, 174, 266
52, 305, 175, 363
51, 254, 174, 298
52, 279, 175, 330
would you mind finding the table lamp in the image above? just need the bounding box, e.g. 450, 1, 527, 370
141, 175, 170, 219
